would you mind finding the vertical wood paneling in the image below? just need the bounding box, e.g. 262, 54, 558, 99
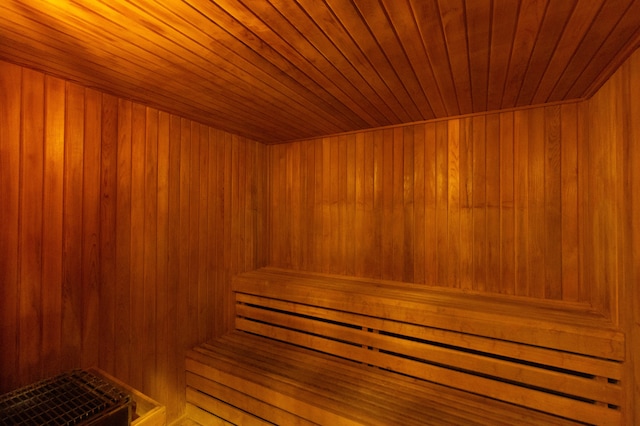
62, 82, 85, 372
19, 68, 45, 385
471, 115, 486, 292
2, 45, 639, 426
42, 75, 65, 378
435, 121, 448, 286
165, 114, 181, 421
129, 102, 145, 391
354, 133, 365, 277
0, 60, 266, 423
446, 121, 459, 288
402, 127, 414, 283
115, 98, 132, 381
499, 112, 515, 295
372, 132, 383, 279
622, 47, 640, 426
381, 130, 393, 280
527, 107, 546, 299
154, 109, 169, 410
581, 47, 640, 422
143, 107, 158, 394
485, 114, 500, 294
100, 93, 118, 375
304, 139, 316, 271
82, 88, 101, 369
197, 124, 209, 344
458, 118, 473, 291
0, 62, 22, 393
544, 105, 563, 300
330, 136, 340, 274
392, 128, 404, 282
187, 120, 200, 355
346, 134, 356, 277
412, 125, 426, 285
290, 141, 301, 270
513, 109, 529, 296
560, 103, 579, 302
267, 99, 624, 306
314, 139, 326, 274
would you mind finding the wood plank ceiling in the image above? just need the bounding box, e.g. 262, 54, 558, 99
1, 0, 639, 144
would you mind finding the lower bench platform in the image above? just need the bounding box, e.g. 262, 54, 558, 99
186, 268, 625, 425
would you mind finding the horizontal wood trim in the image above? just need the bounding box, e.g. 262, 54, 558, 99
91, 368, 166, 426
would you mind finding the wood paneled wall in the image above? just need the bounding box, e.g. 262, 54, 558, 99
267, 47, 640, 420
0, 60, 266, 421
584, 48, 640, 424
268, 104, 589, 302
1, 44, 638, 425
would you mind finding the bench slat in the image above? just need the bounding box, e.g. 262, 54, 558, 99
236, 303, 622, 405
186, 387, 275, 426
191, 332, 577, 425
187, 269, 626, 425
187, 350, 370, 426
237, 293, 622, 379
187, 373, 316, 426
203, 333, 575, 426
189, 346, 446, 426
237, 268, 608, 322
236, 318, 621, 425
193, 342, 479, 426
233, 273, 624, 360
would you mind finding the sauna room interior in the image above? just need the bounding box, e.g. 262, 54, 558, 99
1, 1, 639, 425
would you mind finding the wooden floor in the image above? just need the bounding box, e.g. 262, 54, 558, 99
169, 404, 231, 426
170, 420, 205, 426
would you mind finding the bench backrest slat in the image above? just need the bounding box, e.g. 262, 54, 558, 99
236, 301, 622, 403
234, 274, 624, 360
237, 292, 621, 380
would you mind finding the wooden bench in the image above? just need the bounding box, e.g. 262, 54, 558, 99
186, 268, 625, 425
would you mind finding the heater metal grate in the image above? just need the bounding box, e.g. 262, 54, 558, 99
0, 369, 132, 425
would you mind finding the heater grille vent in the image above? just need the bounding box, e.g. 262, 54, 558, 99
0, 370, 132, 425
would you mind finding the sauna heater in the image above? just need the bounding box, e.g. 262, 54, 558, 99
0, 369, 133, 425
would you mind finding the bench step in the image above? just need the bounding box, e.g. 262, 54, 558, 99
187, 332, 580, 426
